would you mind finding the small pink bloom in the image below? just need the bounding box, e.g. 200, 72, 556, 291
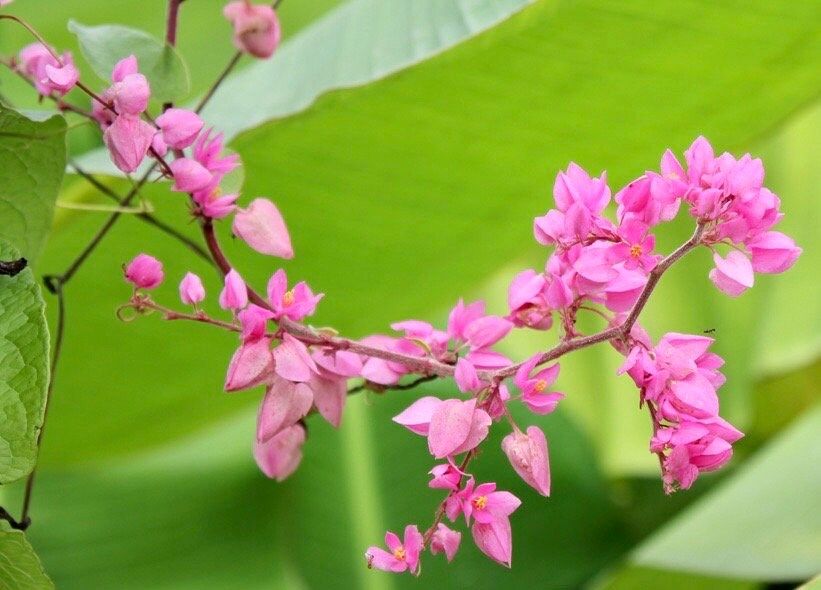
267, 269, 323, 321
192, 184, 239, 219
427, 399, 492, 459
454, 358, 481, 393
472, 519, 513, 568
112, 73, 150, 116
428, 462, 464, 491
103, 115, 156, 173
151, 133, 168, 157
502, 426, 550, 496
124, 253, 163, 289
709, 250, 754, 297
232, 198, 294, 258
223, 1, 281, 59
170, 158, 213, 193
193, 128, 238, 176
447, 299, 486, 342
307, 373, 347, 427
155, 108, 204, 149
178, 272, 205, 306
462, 481, 521, 525
430, 524, 461, 562
218, 268, 248, 310
312, 348, 363, 378
365, 525, 423, 575
256, 377, 313, 442
609, 220, 660, 271
273, 333, 319, 383
393, 396, 444, 436
254, 423, 305, 481
747, 231, 801, 274
224, 337, 275, 392
507, 270, 551, 330
43, 60, 79, 95
603, 268, 646, 312
111, 55, 138, 83
237, 304, 275, 343
463, 315, 513, 350
514, 354, 565, 415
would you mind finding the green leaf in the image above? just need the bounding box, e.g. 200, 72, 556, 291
0, 106, 66, 264
0, 242, 49, 484
631, 405, 821, 581
68, 20, 190, 103
0, 528, 54, 590
592, 566, 760, 590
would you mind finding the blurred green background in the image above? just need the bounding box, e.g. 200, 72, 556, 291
1, 0, 819, 588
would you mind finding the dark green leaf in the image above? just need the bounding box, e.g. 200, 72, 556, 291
0, 528, 54, 590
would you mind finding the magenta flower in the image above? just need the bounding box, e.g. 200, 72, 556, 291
155, 108, 204, 149
365, 525, 423, 575
454, 358, 482, 393
111, 71, 150, 116
430, 523, 461, 562
18, 43, 78, 96
192, 184, 239, 219
427, 399, 492, 459
237, 304, 275, 343
609, 220, 660, 272
193, 128, 239, 176
472, 518, 514, 568
507, 269, 552, 330
170, 158, 213, 193
748, 231, 801, 274
124, 253, 163, 289
103, 115, 156, 173
218, 268, 248, 310
224, 337, 275, 392
306, 372, 347, 428
267, 269, 323, 321
501, 426, 551, 496
232, 198, 294, 259
428, 461, 464, 491
256, 377, 313, 442
709, 251, 754, 297
312, 348, 363, 378
272, 333, 318, 383
461, 480, 521, 525
393, 396, 443, 436
254, 423, 305, 481
223, 1, 281, 59
178, 272, 205, 306
111, 54, 138, 82
514, 354, 565, 415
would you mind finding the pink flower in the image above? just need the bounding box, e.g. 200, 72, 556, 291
256, 377, 313, 442
103, 115, 156, 173
366, 526, 423, 576
502, 426, 550, 496
430, 524, 461, 562
428, 462, 464, 491
514, 354, 565, 415
224, 337, 275, 392
267, 269, 323, 321
218, 269, 248, 310
254, 423, 305, 481
223, 1, 281, 59
427, 399, 492, 459
232, 198, 294, 258
178, 272, 205, 306
709, 250, 754, 297
312, 348, 363, 378
18, 43, 78, 96
461, 480, 521, 526
192, 128, 239, 176
237, 304, 275, 343
472, 518, 514, 568
454, 358, 482, 393
155, 108, 204, 149
124, 253, 163, 289
507, 269, 552, 330
111, 54, 138, 82
393, 396, 443, 436
111, 72, 150, 116
170, 158, 213, 193
192, 185, 239, 219
747, 231, 801, 274
307, 373, 347, 428
273, 333, 318, 383
609, 220, 660, 272
43, 60, 79, 95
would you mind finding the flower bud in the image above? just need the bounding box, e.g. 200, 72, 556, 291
501, 425, 550, 496
223, 1, 281, 59
178, 272, 205, 305
430, 523, 461, 562
708, 250, 754, 297
748, 231, 801, 274
170, 158, 213, 193
253, 423, 306, 481
111, 54, 138, 83
155, 108, 204, 149
103, 115, 156, 173
124, 253, 164, 289
219, 269, 248, 310
44, 60, 79, 95
112, 73, 150, 116
232, 198, 294, 258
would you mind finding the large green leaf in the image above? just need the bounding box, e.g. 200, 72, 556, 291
0, 528, 54, 590
631, 405, 821, 581
0, 242, 49, 485
0, 106, 66, 264
68, 20, 189, 103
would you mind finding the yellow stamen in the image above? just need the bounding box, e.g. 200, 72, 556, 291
283, 290, 295, 306
472, 495, 488, 510
393, 547, 406, 560
534, 379, 547, 393
630, 244, 643, 258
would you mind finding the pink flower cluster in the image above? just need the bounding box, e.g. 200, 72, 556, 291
17, 42, 79, 97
